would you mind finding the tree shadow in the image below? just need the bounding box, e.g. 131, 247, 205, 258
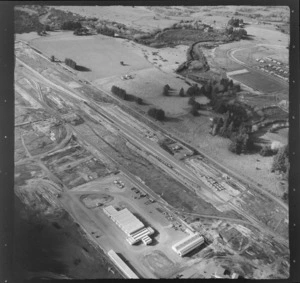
125, 94, 150, 105
244, 34, 255, 40
75, 65, 91, 72
163, 116, 182, 123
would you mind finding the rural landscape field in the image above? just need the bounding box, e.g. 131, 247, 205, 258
14, 5, 290, 280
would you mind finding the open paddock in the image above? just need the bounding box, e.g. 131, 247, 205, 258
31, 32, 153, 81
95, 67, 207, 116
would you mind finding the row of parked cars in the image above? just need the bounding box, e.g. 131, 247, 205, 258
256, 57, 289, 81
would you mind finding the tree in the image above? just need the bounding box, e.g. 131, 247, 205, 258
156, 109, 165, 120
186, 84, 201, 97
135, 97, 143, 105
190, 104, 199, 116
165, 84, 171, 90
50, 55, 55, 62
179, 88, 185, 97
162, 85, 169, 96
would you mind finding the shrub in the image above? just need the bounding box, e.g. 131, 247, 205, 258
259, 145, 276, 157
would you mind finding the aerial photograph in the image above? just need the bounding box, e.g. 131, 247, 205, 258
14, 5, 290, 280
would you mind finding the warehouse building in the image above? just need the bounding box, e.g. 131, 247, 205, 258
107, 250, 139, 279
103, 205, 154, 245
103, 205, 145, 236
172, 233, 204, 257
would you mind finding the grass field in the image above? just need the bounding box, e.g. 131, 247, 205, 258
31, 32, 153, 81
230, 72, 286, 93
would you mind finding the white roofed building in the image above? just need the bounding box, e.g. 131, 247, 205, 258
172, 233, 204, 257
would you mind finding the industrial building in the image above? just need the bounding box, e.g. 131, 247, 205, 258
107, 250, 139, 279
103, 205, 145, 235
103, 205, 154, 245
172, 233, 204, 257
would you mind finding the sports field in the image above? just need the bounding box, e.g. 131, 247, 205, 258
230, 71, 287, 94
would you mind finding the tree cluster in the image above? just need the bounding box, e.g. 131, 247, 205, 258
111, 85, 128, 100
186, 84, 202, 96
96, 26, 115, 36
231, 28, 247, 40
271, 144, 289, 178
74, 27, 90, 35
228, 130, 253, 155
227, 17, 244, 27
148, 108, 165, 121
61, 21, 82, 31
211, 104, 248, 137
65, 58, 77, 69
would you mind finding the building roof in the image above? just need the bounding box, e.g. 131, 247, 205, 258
172, 233, 204, 255
104, 205, 144, 235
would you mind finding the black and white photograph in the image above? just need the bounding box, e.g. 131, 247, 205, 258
3, 2, 298, 281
